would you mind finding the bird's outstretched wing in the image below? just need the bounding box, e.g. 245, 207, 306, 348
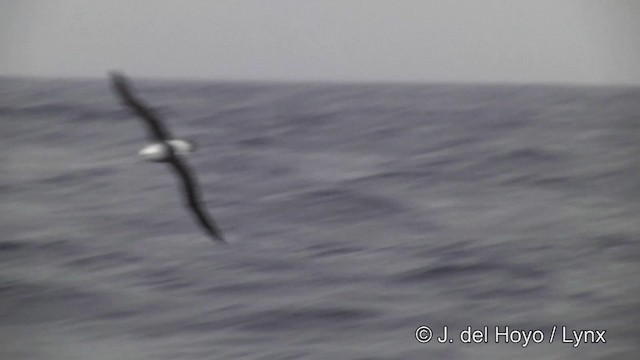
110, 72, 173, 142
169, 156, 226, 242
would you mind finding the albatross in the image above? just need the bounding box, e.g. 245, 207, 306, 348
110, 72, 226, 243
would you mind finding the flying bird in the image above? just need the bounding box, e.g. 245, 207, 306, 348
110, 72, 226, 243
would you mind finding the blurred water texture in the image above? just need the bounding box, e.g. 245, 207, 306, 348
1, 77, 639, 359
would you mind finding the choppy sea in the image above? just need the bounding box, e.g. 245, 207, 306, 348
1, 77, 639, 359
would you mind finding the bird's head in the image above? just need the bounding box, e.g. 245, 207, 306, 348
167, 139, 196, 154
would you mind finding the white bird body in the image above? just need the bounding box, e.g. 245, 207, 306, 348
138, 139, 195, 162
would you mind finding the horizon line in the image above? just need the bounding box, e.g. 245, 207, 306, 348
1, 73, 639, 90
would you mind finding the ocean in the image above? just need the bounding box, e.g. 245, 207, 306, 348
1, 77, 639, 359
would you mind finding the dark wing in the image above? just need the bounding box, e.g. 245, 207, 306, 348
110, 72, 173, 142
168, 156, 226, 243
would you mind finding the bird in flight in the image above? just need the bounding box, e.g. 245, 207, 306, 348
110, 72, 226, 243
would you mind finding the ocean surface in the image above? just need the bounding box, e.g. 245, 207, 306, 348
1, 77, 639, 359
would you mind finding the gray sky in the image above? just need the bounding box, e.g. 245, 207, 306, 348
1, 0, 639, 84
